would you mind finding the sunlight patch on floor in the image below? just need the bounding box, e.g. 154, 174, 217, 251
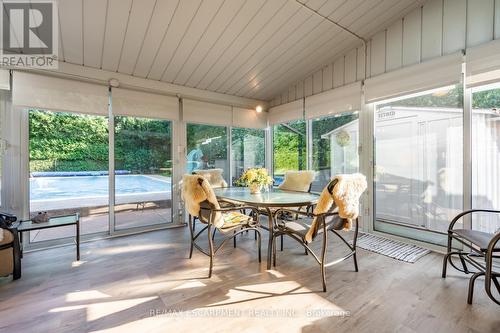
172, 280, 207, 290
65, 290, 111, 302
94, 243, 173, 255
72, 260, 87, 267
50, 296, 158, 321
266, 269, 286, 278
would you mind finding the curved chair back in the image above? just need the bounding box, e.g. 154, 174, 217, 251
305, 174, 367, 242
278, 170, 316, 192
182, 174, 224, 228
192, 168, 228, 188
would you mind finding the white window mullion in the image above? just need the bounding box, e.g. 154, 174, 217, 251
173, 98, 186, 224
306, 119, 312, 171
229, 125, 233, 186
463, 64, 473, 230
359, 85, 375, 233
108, 87, 115, 234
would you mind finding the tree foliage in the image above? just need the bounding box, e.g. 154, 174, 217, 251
231, 127, 265, 169
272, 115, 357, 175
29, 110, 172, 173
311, 113, 358, 171
273, 120, 306, 175
186, 124, 227, 164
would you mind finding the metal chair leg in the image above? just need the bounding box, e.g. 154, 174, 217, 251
233, 230, 237, 248
266, 208, 274, 270
468, 272, 485, 304
442, 253, 451, 278
208, 225, 215, 278
485, 234, 500, 305
485, 275, 500, 305
442, 232, 453, 278
188, 215, 194, 259
352, 217, 359, 272
459, 253, 470, 274
12, 228, 22, 280
272, 234, 277, 267
280, 234, 284, 251
320, 228, 328, 292
256, 229, 262, 263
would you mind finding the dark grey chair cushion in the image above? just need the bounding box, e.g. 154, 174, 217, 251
278, 215, 346, 240
452, 229, 500, 252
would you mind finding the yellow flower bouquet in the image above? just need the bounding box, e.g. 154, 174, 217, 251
236, 168, 273, 194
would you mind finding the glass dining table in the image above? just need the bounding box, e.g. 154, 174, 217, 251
213, 187, 319, 269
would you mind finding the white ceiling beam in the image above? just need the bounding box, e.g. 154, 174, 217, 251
21, 61, 267, 110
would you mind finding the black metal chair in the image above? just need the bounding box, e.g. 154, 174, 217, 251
442, 209, 500, 305
190, 170, 234, 233
258, 180, 315, 251
0, 212, 21, 280
188, 205, 262, 277
271, 207, 359, 292
185, 176, 262, 278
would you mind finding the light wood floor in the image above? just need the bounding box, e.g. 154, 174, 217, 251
0, 225, 498, 333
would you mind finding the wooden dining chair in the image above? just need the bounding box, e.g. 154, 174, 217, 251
182, 174, 262, 277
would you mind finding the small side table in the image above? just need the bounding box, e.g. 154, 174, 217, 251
18, 213, 80, 260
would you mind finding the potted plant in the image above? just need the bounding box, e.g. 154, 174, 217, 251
236, 168, 274, 194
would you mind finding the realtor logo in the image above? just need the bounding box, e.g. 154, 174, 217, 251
0, 0, 58, 68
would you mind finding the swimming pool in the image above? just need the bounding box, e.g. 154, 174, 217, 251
30, 175, 171, 211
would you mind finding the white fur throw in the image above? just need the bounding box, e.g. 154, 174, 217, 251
304, 173, 367, 243
182, 174, 224, 228
192, 168, 228, 188
278, 170, 316, 192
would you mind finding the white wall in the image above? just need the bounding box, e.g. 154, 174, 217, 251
270, 0, 500, 107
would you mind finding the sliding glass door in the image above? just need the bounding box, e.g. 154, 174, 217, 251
272, 120, 306, 184
311, 112, 359, 192
231, 127, 265, 184
27, 109, 175, 243
471, 82, 500, 234
186, 123, 229, 182
29, 109, 109, 242
373, 85, 463, 244
113, 116, 172, 230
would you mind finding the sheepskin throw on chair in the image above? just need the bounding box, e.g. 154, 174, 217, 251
182, 174, 224, 228
305, 174, 367, 243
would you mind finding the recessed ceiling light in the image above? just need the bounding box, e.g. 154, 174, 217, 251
256, 105, 263, 113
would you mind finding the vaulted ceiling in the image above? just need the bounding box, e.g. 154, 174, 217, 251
57, 0, 426, 101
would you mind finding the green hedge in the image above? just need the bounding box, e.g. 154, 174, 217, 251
30, 159, 109, 172
29, 110, 172, 174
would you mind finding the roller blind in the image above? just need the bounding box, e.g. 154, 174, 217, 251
305, 82, 361, 119
232, 107, 267, 129
268, 99, 303, 125
183, 99, 232, 126
112, 87, 178, 120
364, 52, 463, 103
12, 71, 108, 115
466, 39, 500, 87
0, 69, 10, 90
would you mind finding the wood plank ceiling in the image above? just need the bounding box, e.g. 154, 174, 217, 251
57, 0, 425, 101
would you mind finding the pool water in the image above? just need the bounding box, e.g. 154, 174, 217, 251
30, 175, 171, 201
